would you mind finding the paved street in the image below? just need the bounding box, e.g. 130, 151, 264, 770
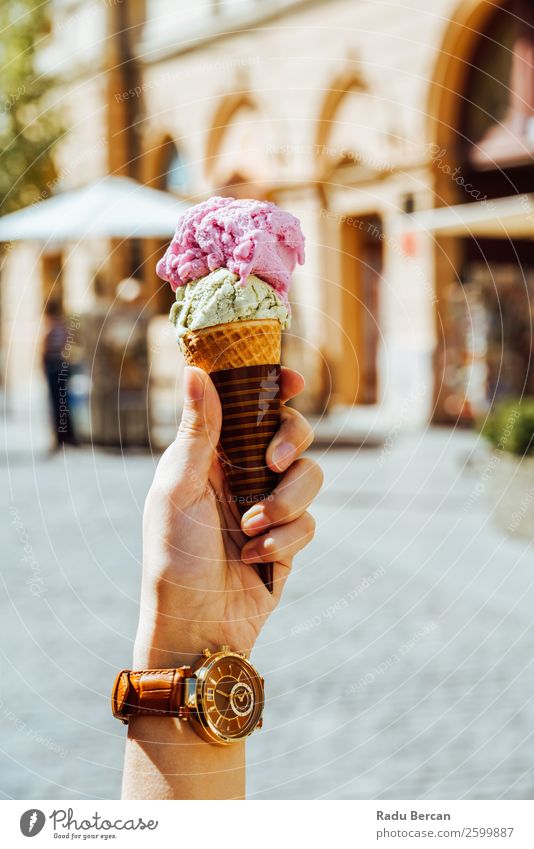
2, 425, 534, 800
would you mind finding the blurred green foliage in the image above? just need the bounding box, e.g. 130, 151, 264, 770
0, 0, 63, 214
481, 398, 534, 456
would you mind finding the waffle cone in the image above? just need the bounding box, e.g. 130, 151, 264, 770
180, 319, 281, 373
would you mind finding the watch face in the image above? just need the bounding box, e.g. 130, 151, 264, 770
196, 652, 264, 744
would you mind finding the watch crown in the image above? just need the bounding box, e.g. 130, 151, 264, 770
220, 645, 230, 652
202, 648, 212, 657
257, 717, 263, 729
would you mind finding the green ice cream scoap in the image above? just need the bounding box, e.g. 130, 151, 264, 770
169, 268, 290, 338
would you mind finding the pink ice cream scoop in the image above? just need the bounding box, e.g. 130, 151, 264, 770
156, 196, 305, 308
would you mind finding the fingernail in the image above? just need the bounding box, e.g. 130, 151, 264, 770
271, 440, 294, 471
184, 367, 205, 402
242, 547, 260, 563
242, 509, 267, 534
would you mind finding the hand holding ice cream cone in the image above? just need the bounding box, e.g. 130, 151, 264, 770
157, 196, 306, 592
136, 364, 322, 667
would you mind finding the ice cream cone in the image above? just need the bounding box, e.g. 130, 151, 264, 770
181, 319, 282, 592
159, 197, 305, 595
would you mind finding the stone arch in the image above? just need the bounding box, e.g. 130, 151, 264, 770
426, 0, 507, 157
205, 92, 257, 179
315, 68, 367, 154
426, 0, 509, 422
143, 132, 187, 192
314, 67, 396, 181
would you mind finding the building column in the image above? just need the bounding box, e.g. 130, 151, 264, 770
271, 185, 328, 415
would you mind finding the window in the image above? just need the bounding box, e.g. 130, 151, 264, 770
160, 141, 188, 194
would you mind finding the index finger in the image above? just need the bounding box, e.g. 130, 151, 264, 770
280, 367, 305, 404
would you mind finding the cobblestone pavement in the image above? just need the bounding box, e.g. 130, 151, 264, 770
1, 427, 533, 800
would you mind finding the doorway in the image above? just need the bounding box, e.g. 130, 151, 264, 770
339, 214, 383, 405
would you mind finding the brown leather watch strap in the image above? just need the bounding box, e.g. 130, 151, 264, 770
111, 667, 190, 724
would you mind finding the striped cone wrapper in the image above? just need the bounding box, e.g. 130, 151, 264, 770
181, 319, 282, 592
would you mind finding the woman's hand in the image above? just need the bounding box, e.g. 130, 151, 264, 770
134, 366, 323, 668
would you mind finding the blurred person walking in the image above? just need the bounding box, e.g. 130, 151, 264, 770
42, 301, 77, 450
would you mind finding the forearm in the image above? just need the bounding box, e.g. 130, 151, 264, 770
120, 364, 320, 799
120, 617, 246, 800
122, 716, 245, 800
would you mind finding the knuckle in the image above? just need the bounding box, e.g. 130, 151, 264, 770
296, 456, 323, 489
280, 405, 296, 424
287, 409, 315, 450
303, 424, 315, 450
261, 537, 276, 558
270, 491, 294, 522
306, 458, 324, 490
274, 558, 293, 575
294, 428, 314, 456
297, 414, 315, 449
303, 511, 316, 538
178, 412, 205, 439
256, 495, 274, 524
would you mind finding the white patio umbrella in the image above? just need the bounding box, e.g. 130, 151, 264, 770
0, 176, 187, 243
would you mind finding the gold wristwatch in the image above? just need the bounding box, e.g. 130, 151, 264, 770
111, 646, 264, 745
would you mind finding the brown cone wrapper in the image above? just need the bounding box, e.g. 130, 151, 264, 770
211, 363, 281, 593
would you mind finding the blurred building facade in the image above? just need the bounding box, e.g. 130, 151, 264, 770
2, 0, 533, 442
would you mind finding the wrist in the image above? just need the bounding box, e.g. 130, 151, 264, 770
120, 630, 263, 754
134, 572, 259, 668
133, 611, 225, 669
134, 621, 200, 668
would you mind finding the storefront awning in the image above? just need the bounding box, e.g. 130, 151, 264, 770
395, 194, 534, 239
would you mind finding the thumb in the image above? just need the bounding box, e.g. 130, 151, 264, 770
174, 366, 222, 497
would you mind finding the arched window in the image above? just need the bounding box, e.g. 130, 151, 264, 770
460, 0, 534, 168
160, 140, 188, 194
315, 71, 393, 181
